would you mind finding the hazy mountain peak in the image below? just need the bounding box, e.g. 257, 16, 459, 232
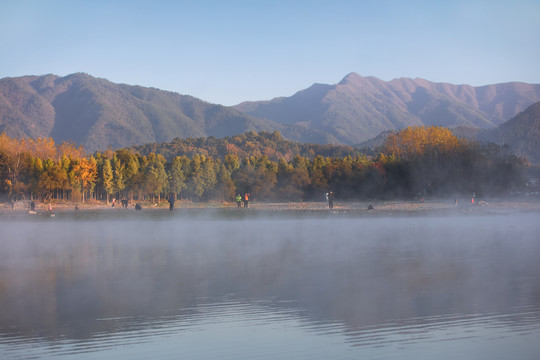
338, 72, 383, 87
339, 72, 362, 84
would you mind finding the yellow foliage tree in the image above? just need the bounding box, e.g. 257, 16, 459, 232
383, 126, 462, 160
71, 157, 97, 202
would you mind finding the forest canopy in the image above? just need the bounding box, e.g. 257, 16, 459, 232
0, 127, 527, 204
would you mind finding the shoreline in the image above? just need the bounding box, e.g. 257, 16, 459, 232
2, 197, 540, 217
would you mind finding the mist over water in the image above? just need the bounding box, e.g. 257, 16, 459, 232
1, 210, 540, 359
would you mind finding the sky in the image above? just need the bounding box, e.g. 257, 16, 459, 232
1, 0, 539, 106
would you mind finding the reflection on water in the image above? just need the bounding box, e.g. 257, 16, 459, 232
1, 210, 540, 359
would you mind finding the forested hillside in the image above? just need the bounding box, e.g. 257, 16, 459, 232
1, 127, 526, 204
126, 131, 363, 161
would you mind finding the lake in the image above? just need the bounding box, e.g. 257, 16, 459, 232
1, 209, 540, 359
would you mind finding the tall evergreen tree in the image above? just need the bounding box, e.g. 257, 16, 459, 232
169, 156, 187, 199
112, 155, 125, 200
102, 158, 114, 203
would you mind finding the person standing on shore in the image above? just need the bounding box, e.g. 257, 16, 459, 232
236, 194, 242, 208
328, 191, 335, 209
168, 194, 175, 211
244, 193, 250, 208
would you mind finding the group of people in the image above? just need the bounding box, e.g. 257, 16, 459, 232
110, 198, 138, 210
16, 190, 493, 214
235, 192, 334, 209
19, 190, 338, 213
235, 193, 250, 208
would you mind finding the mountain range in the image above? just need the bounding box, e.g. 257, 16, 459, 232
235, 73, 540, 144
0, 73, 331, 152
1, 72, 539, 155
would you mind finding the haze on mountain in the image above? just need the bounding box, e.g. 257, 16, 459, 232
235, 72, 540, 144
1, 72, 540, 154
0, 73, 331, 152
476, 101, 540, 164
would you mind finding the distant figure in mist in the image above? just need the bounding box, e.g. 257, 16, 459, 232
48, 203, 52, 212
135, 203, 142, 211
472, 192, 476, 204
121, 199, 128, 209
244, 193, 250, 208
30, 201, 35, 211
168, 195, 175, 211
327, 191, 335, 209
367, 204, 374, 211
75, 204, 79, 211
236, 194, 242, 208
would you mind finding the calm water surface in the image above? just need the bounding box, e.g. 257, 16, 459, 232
1, 209, 539, 359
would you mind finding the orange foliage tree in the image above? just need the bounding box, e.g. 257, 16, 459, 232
383, 126, 463, 160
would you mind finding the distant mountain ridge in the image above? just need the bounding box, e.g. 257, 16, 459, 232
1, 72, 540, 152
235, 73, 540, 144
0, 73, 332, 152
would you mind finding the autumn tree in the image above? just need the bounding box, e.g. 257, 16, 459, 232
143, 153, 168, 202
276, 165, 311, 201
233, 156, 277, 200
383, 126, 461, 160
224, 154, 240, 173
212, 160, 235, 202
102, 158, 114, 203
111, 155, 125, 200
185, 155, 218, 200
71, 157, 97, 202
169, 156, 187, 199
186, 154, 203, 200
200, 157, 218, 200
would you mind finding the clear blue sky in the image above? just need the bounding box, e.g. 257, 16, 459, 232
1, 0, 539, 105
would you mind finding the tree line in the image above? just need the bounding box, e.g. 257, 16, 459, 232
127, 130, 366, 161
0, 127, 527, 204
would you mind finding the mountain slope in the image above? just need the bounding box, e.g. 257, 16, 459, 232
0, 73, 330, 152
235, 73, 540, 144
477, 101, 540, 164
